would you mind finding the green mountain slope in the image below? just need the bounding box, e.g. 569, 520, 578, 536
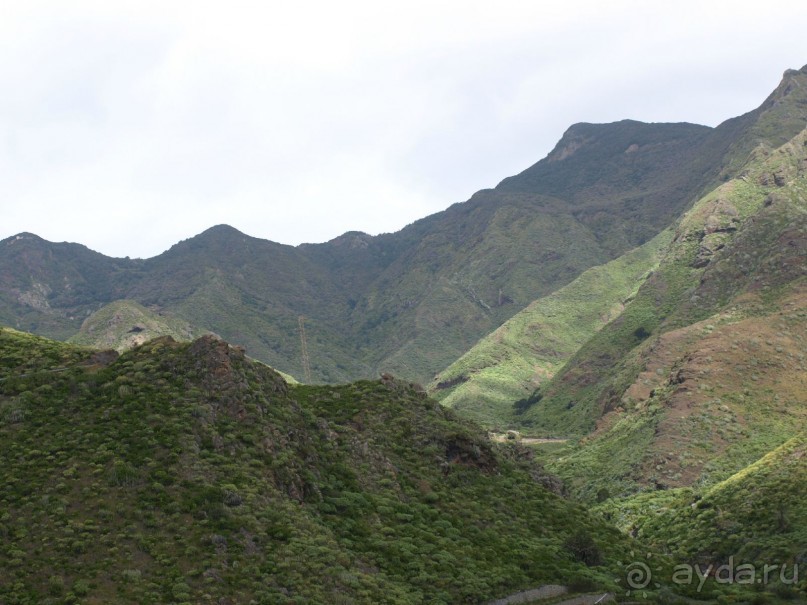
68, 299, 205, 351
318, 64, 807, 385
3, 66, 806, 388
520, 119, 807, 503
132, 225, 375, 382
592, 436, 807, 602
428, 64, 807, 430
351, 120, 724, 382
0, 116, 737, 386
0, 327, 648, 604
428, 229, 671, 428
0, 233, 135, 338
494, 88, 807, 602
0, 70, 800, 386
598, 435, 807, 567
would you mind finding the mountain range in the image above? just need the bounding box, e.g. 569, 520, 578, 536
1, 64, 806, 604
5, 67, 807, 386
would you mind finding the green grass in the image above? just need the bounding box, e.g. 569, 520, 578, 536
429, 229, 671, 429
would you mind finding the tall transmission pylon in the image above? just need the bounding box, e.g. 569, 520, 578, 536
298, 315, 312, 383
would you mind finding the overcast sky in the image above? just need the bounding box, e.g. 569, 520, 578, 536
1, 0, 806, 258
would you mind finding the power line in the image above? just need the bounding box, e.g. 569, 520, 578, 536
298, 315, 312, 383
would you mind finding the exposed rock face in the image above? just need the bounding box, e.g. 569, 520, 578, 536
187, 334, 242, 374
181, 335, 288, 420
328, 231, 372, 249
688, 198, 741, 268
17, 282, 53, 312
551, 135, 588, 161
693, 233, 728, 268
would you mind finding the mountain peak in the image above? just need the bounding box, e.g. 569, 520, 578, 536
760, 64, 807, 108
496, 119, 712, 197
711, 64, 807, 179
326, 231, 373, 249
198, 224, 246, 238
3, 232, 46, 246
161, 224, 260, 258
784, 64, 807, 76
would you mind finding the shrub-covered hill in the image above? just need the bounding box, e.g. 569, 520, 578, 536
597, 435, 807, 568
425, 65, 807, 427
481, 69, 807, 604
1, 327, 646, 605
67, 299, 205, 352
589, 437, 807, 603
513, 123, 807, 520
517, 69, 807, 437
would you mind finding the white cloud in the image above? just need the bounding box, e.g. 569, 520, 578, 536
1, 0, 806, 257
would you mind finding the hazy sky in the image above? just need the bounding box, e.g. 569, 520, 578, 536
1, 0, 806, 258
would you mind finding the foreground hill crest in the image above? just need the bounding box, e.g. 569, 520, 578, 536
0, 326, 646, 603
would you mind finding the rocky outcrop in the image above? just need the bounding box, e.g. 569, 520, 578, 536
689, 198, 741, 268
